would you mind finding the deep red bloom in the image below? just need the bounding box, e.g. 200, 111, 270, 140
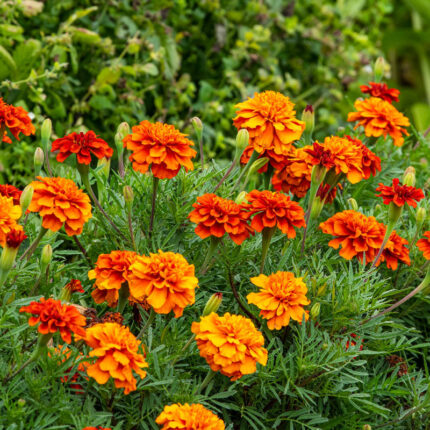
65, 279, 84, 294
376, 178, 424, 208
0, 184, 22, 206
51, 131, 113, 165
5, 229, 27, 248
304, 104, 313, 113
360, 82, 400, 103
304, 142, 335, 170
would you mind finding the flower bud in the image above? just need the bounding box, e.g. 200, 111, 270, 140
311, 165, 326, 185
115, 122, 130, 155
40, 244, 52, 273
235, 191, 247, 205
234, 129, 249, 162
348, 198, 358, 211
363, 425, 372, 430
416, 207, 426, 225
20, 185, 34, 216
202, 292, 222, 316
60, 279, 84, 302
17, 398, 26, 407
191, 117, 203, 141
248, 157, 269, 177
374, 204, 382, 215
402, 167, 416, 186
310, 302, 320, 320
123, 185, 134, 209
310, 196, 324, 219
41, 118, 52, 152
374, 57, 386, 82
302, 105, 314, 133
34, 147, 44, 176
97, 157, 111, 181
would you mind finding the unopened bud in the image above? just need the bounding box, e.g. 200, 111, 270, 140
310, 303, 320, 320
248, 157, 269, 177
202, 292, 223, 316
235, 191, 247, 205
40, 244, 52, 272
41, 118, 52, 152
191, 117, 203, 141
311, 165, 326, 185
302, 105, 315, 133
374, 57, 386, 82
17, 398, 26, 407
363, 425, 372, 430
20, 185, 34, 216
34, 147, 44, 176
234, 129, 249, 162
115, 122, 130, 155
416, 207, 426, 225
402, 167, 416, 186
123, 185, 134, 209
348, 198, 358, 211
374, 204, 382, 215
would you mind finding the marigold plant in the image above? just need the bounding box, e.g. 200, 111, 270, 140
0, 97, 35, 143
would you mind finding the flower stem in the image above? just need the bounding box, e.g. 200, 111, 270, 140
199, 236, 221, 275
232, 151, 259, 193
195, 369, 216, 395
148, 176, 159, 240
171, 334, 196, 366
19, 227, 48, 262
117, 282, 130, 314
369, 219, 396, 270
136, 308, 156, 339
260, 227, 275, 274
263, 165, 274, 191
213, 160, 236, 193
72, 235, 92, 266
128, 211, 137, 252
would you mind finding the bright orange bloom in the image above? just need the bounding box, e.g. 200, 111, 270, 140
188, 193, 253, 245
5, 229, 27, 248
377, 230, 410, 270
88, 250, 138, 307
0, 97, 35, 143
417, 231, 430, 260
233, 91, 305, 155
346, 136, 381, 180
360, 82, 400, 103
376, 178, 424, 208
0, 184, 22, 206
247, 271, 310, 330
0, 195, 22, 246
239, 145, 290, 172
51, 131, 113, 165
29, 176, 92, 236
19, 298, 86, 344
65, 279, 84, 294
123, 121, 196, 179
272, 146, 313, 198
191, 312, 268, 381
127, 250, 198, 318
347, 97, 410, 147
156, 403, 225, 430
84, 322, 148, 394
246, 190, 305, 238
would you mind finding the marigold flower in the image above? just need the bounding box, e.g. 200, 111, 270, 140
378, 231, 410, 270
347, 97, 410, 147
0, 184, 22, 206
29, 176, 92, 236
51, 131, 113, 165
65, 279, 84, 294
19, 298, 86, 344
0, 195, 22, 246
191, 312, 268, 381
417, 231, 430, 260
360, 82, 400, 103
0, 97, 35, 143
127, 250, 198, 318
346, 136, 381, 180
376, 178, 424, 208
5, 229, 27, 248
246, 190, 305, 238
188, 193, 253, 245
233, 91, 305, 155
123, 121, 196, 179
156, 403, 225, 430
84, 322, 148, 394
247, 271, 310, 330
88, 250, 138, 308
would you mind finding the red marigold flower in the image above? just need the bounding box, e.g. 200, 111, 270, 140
360, 82, 400, 103
345, 136, 381, 179
0, 184, 22, 206
377, 230, 410, 270
417, 231, 430, 260
188, 193, 253, 245
19, 297, 86, 344
0, 97, 35, 143
376, 178, 424, 208
65, 279, 84, 294
51, 131, 113, 165
123, 121, 196, 179
246, 190, 305, 238
233, 91, 305, 155
5, 229, 27, 248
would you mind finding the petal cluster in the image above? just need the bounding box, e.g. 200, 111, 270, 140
0, 97, 35, 143
360, 82, 400, 103
247, 271, 310, 330
0, 195, 23, 247
5, 229, 27, 249
123, 121, 196, 179
191, 312, 268, 381
29, 176, 92, 236
0, 184, 22, 206
84, 322, 148, 394
417, 231, 430, 260
233, 91, 305, 155
378, 231, 410, 270
376, 178, 424, 208
156, 403, 225, 430
188, 193, 253, 245
127, 250, 198, 318
19, 298, 86, 343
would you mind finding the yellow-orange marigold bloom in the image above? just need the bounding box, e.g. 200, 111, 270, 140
0, 97, 35, 143
188, 193, 253, 245
378, 230, 410, 271
417, 231, 430, 260
347, 97, 410, 147
247, 271, 310, 330
84, 322, 148, 395
29, 176, 92, 236
246, 189, 305, 238
88, 250, 138, 307
156, 403, 225, 430
0, 195, 22, 246
233, 91, 305, 155
123, 121, 196, 179
191, 312, 268, 381
127, 250, 198, 318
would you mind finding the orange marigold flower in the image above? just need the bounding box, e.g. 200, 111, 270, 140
156, 403, 225, 430
0, 195, 22, 246
88, 250, 138, 308
360, 82, 400, 103
188, 193, 253, 245
247, 271, 310, 330
346, 136, 381, 179
233, 91, 305, 155
5, 229, 27, 248
417, 231, 430, 260
191, 312, 268, 381
84, 322, 148, 394
123, 121, 196, 179
51, 131, 113, 165
0, 184, 22, 206
246, 190, 305, 238
347, 97, 410, 147
28, 176, 92, 236
19, 297, 86, 344
378, 230, 410, 270
376, 178, 424, 208
65, 279, 84, 294
127, 250, 198, 318
0, 97, 35, 143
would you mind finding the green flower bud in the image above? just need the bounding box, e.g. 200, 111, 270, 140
235, 191, 247, 205
40, 244, 52, 273
363, 425, 372, 430
302, 105, 314, 134
374, 57, 386, 82
97, 156, 111, 181
202, 293, 223, 316
310, 303, 320, 320
20, 185, 34, 216
248, 157, 269, 177
416, 207, 426, 225
115, 122, 130, 155
310, 196, 324, 219
234, 129, 249, 162
311, 165, 326, 185
41, 118, 52, 152
123, 185, 134, 209
348, 198, 358, 211
191, 117, 203, 142
402, 166, 416, 186
34, 147, 44, 176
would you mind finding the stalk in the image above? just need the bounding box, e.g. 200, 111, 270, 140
19, 228, 48, 262
260, 227, 275, 274
136, 308, 156, 339
148, 176, 159, 239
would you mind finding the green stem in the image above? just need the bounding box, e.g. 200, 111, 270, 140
213, 160, 236, 193
369, 218, 396, 270
263, 164, 274, 190
260, 227, 275, 274
19, 227, 48, 262
127, 211, 137, 252
232, 151, 259, 193
148, 176, 159, 240
117, 282, 130, 314
136, 308, 156, 339
199, 236, 221, 275
171, 334, 196, 366
195, 369, 216, 395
